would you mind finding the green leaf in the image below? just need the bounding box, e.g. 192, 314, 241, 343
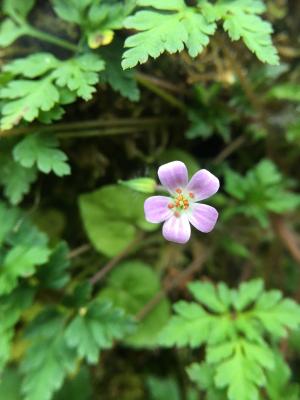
287, 120, 300, 143
265, 192, 300, 213
224, 160, 300, 226
0, 78, 60, 130
13, 132, 71, 177
3, 0, 35, 18
79, 184, 155, 257
0, 202, 20, 246
100, 40, 140, 101
37, 106, 65, 124
212, 340, 274, 400
0, 368, 22, 400
51, 54, 105, 100
65, 300, 133, 364
220, 236, 250, 259
4, 53, 60, 78
224, 169, 246, 200
187, 362, 215, 390
207, 0, 279, 65
53, 367, 93, 400
269, 83, 300, 102
162, 279, 300, 400
52, 0, 129, 33
0, 152, 37, 205
99, 261, 170, 347
159, 301, 216, 347
213, 347, 258, 400
122, 2, 216, 69
0, 19, 27, 47
7, 212, 48, 248
188, 281, 229, 313
232, 279, 264, 311
87, 1, 128, 31
0, 332, 12, 373
186, 362, 225, 399
21, 311, 77, 400
251, 293, 300, 338
52, 0, 92, 24
0, 245, 50, 295
138, 0, 185, 10
0, 287, 35, 333
37, 242, 70, 289
0, 287, 34, 371
265, 352, 300, 400
147, 376, 180, 400
223, 13, 278, 65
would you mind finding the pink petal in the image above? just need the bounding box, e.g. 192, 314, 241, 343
162, 214, 191, 244
188, 203, 218, 233
144, 196, 173, 223
186, 169, 219, 201
158, 161, 188, 193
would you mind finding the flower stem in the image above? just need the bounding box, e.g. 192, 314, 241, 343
135, 244, 208, 321
26, 26, 78, 52
89, 234, 144, 286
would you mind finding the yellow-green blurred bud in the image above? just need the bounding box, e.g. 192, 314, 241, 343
88, 30, 114, 49
119, 178, 156, 194
79, 307, 87, 317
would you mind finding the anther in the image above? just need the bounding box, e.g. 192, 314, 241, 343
168, 203, 174, 209
189, 192, 194, 198
174, 211, 180, 218
176, 188, 182, 194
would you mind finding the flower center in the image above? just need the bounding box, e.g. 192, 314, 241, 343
168, 188, 194, 217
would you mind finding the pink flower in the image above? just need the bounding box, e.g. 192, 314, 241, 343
144, 161, 220, 244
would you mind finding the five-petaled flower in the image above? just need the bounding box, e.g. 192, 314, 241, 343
144, 161, 220, 244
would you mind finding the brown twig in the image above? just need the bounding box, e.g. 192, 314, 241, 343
135, 243, 208, 321
213, 134, 246, 164
89, 234, 144, 286
68, 244, 91, 259
271, 215, 300, 264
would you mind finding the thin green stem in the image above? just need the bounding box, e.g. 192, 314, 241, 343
56, 127, 143, 139
136, 73, 187, 112
0, 117, 182, 138
26, 26, 78, 52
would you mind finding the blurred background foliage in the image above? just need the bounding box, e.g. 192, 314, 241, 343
0, 0, 300, 399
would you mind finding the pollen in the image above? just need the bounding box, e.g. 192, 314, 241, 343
172, 191, 190, 212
